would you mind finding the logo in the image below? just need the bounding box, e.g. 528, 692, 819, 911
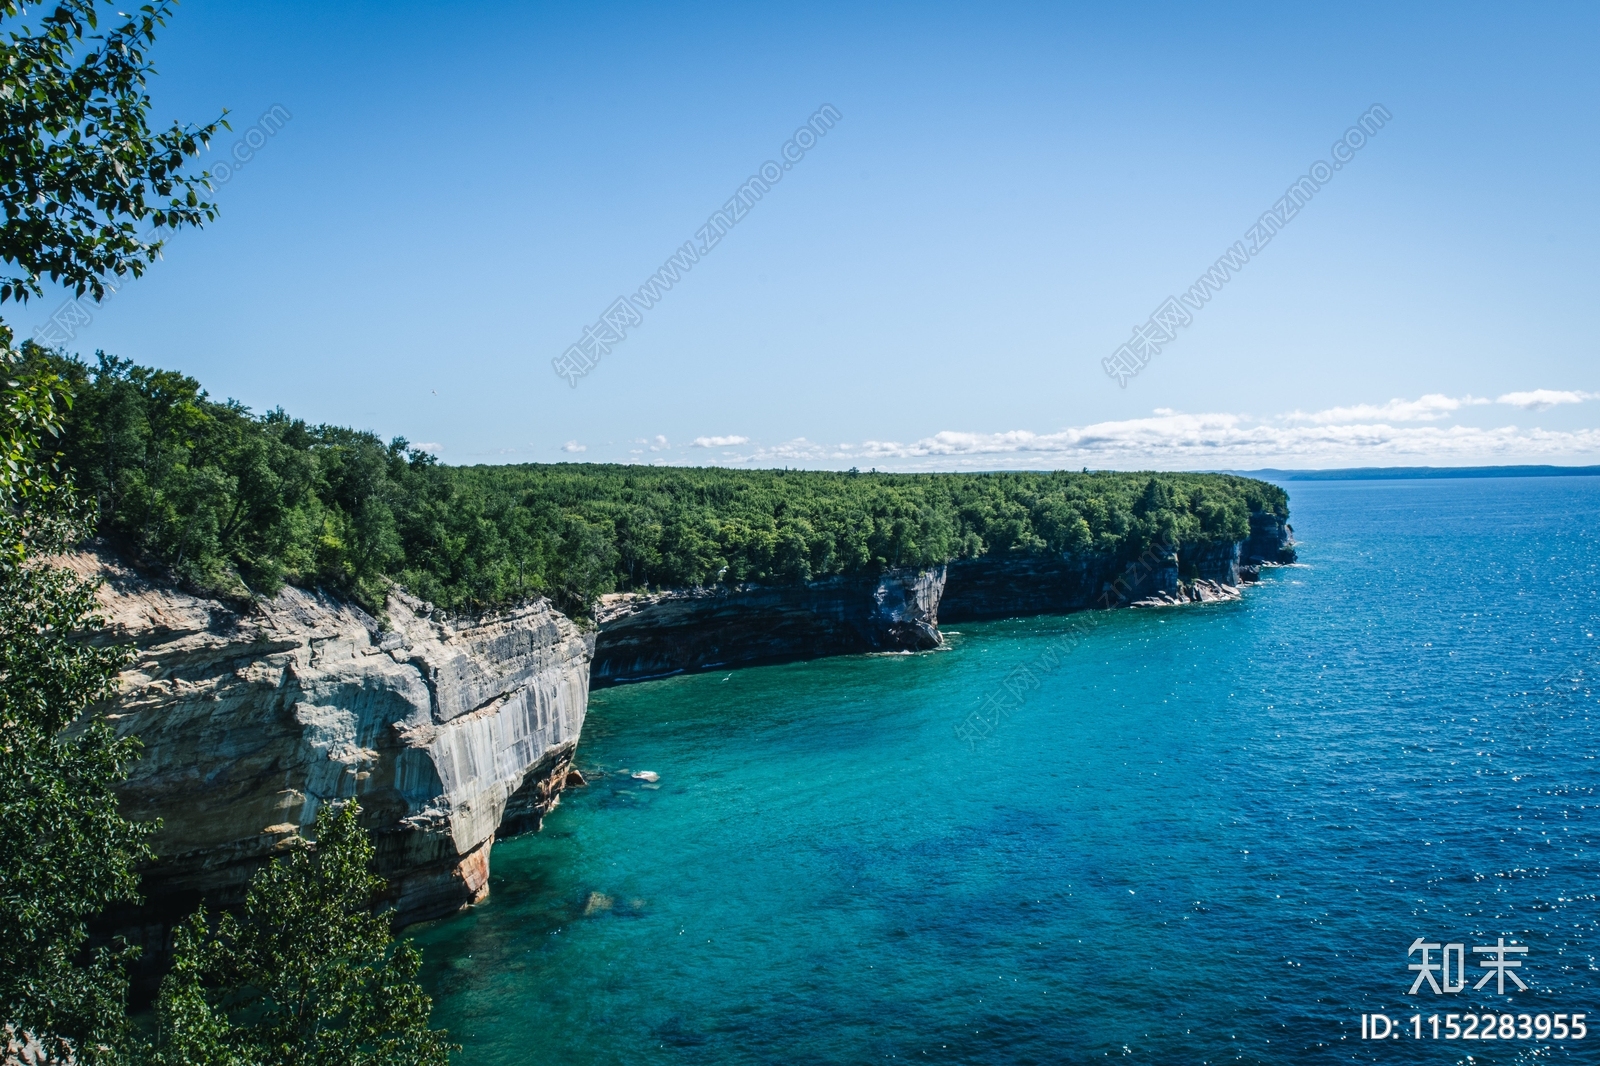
1408, 937, 1528, 995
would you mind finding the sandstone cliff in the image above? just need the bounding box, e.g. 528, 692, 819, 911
1243, 510, 1297, 566
69, 550, 591, 931
939, 512, 1294, 623
69, 508, 1295, 937
591, 565, 945, 685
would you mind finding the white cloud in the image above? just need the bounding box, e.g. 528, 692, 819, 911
1496, 389, 1597, 411
690, 434, 750, 448
561, 440, 587, 453
845, 417, 1600, 468
1287, 394, 1488, 424
686, 390, 1600, 471
412, 442, 443, 454
750, 438, 832, 463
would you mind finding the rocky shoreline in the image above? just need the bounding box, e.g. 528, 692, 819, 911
78, 510, 1293, 943
72, 549, 591, 951
591, 565, 945, 686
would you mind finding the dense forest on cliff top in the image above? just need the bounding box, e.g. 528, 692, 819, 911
39, 351, 1287, 615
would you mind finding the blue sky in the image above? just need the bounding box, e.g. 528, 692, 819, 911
27, 0, 1600, 470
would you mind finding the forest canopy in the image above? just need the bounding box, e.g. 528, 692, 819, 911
39, 350, 1288, 616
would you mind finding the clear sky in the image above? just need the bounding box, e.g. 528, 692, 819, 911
28, 0, 1600, 470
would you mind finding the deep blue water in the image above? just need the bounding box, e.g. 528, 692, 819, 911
414, 477, 1600, 1064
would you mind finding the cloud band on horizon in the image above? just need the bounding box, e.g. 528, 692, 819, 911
657, 390, 1600, 471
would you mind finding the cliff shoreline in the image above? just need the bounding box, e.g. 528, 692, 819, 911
594, 511, 1296, 680
591, 565, 945, 686
73, 548, 591, 951
79, 510, 1294, 945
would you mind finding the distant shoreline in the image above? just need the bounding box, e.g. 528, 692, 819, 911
1225, 464, 1600, 481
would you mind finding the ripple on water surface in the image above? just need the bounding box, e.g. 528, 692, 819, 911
413, 477, 1600, 1064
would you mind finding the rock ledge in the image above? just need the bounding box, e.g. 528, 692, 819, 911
68, 549, 592, 930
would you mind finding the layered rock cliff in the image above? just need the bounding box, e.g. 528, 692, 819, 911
68, 507, 1293, 947
592, 515, 1297, 674
591, 565, 945, 685
1242, 510, 1297, 566
70, 550, 591, 931
939, 511, 1294, 623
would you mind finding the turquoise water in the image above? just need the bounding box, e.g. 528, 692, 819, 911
414, 477, 1600, 1064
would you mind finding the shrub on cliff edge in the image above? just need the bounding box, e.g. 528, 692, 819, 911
0, 350, 150, 1065
0, 7, 455, 1064
0, 0, 223, 1055
152, 802, 455, 1066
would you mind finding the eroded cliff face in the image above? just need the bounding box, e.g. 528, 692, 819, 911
69, 510, 1294, 928
940, 547, 1202, 623
940, 553, 1115, 623
939, 514, 1293, 623
1243, 510, 1297, 565
69, 550, 591, 929
591, 565, 945, 685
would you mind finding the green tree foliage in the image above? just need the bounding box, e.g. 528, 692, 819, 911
152, 802, 454, 1066
0, 0, 225, 304
44, 352, 431, 605
0, 8, 460, 1064
0, 0, 220, 1054
0, 345, 151, 1065
38, 350, 1290, 617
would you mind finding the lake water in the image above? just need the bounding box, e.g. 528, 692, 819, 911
414, 477, 1600, 1064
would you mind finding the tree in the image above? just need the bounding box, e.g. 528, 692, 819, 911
40, 349, 1291, 617
152, 802, 455, 1066
0, 3, 221, 1060
0, 1, 225, 305
0, 344, 150, 1065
